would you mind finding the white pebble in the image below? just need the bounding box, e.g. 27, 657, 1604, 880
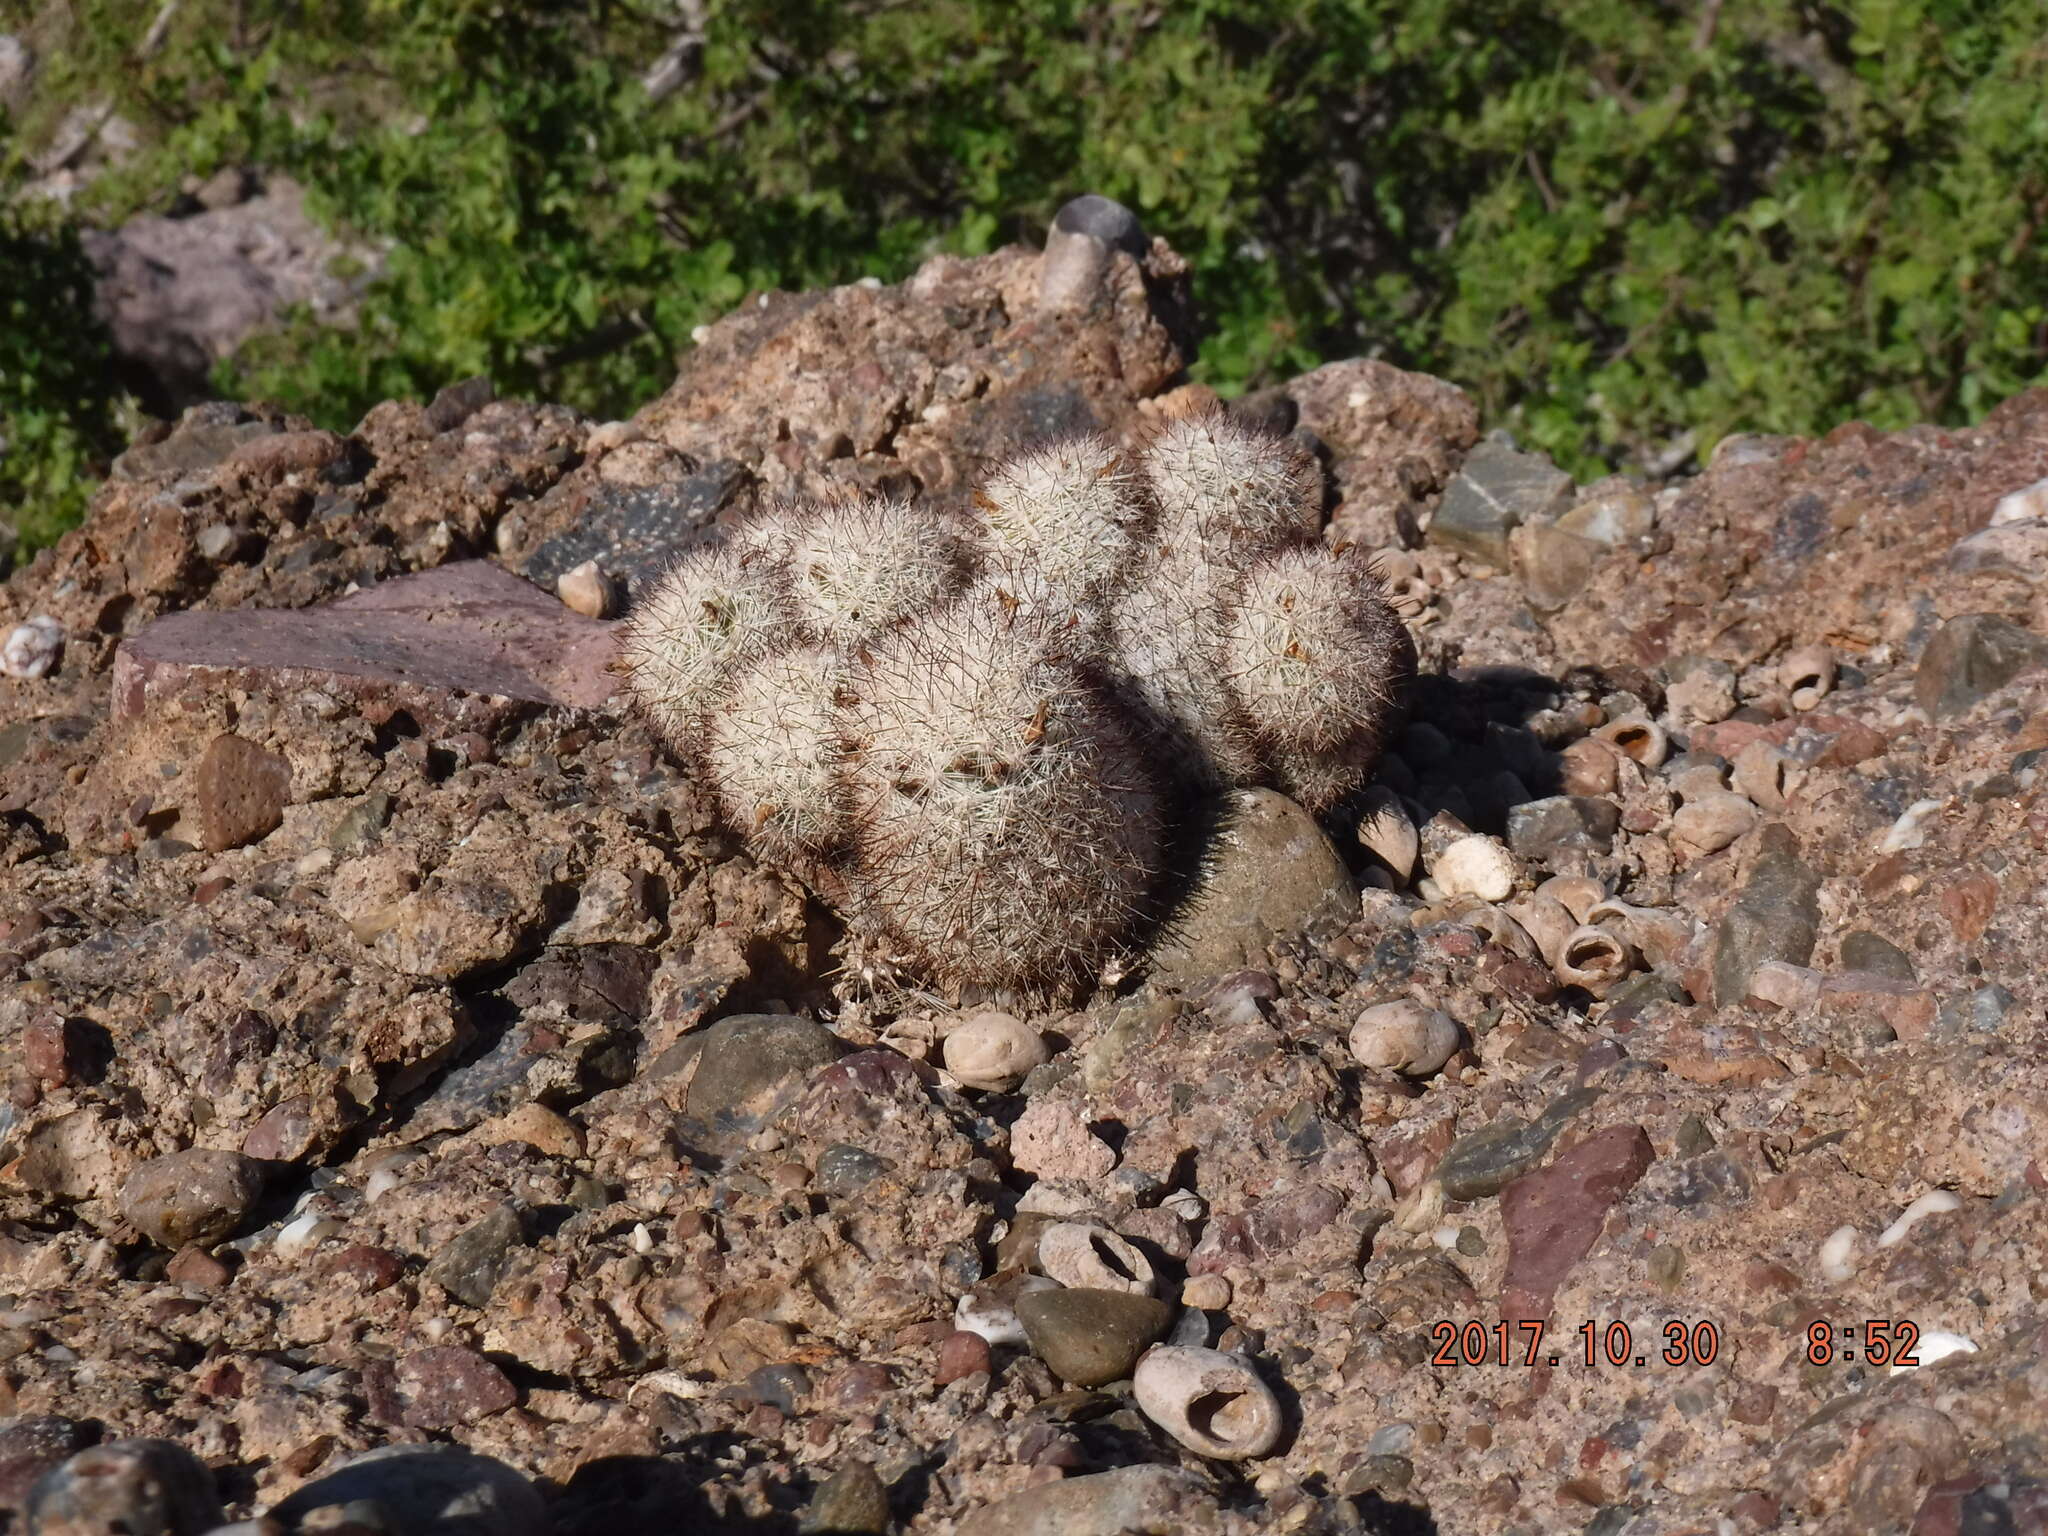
1877, 1189, 1962, 1249
1818, 1224, 1860, 1282
1890, 1329, 1978, 1375
941, 1011, 1049, 1092
1349, 1001, 1460, 1077
1, 615, 64, 679
1429, 835, 1517, 902
1879, 798, 1945, 854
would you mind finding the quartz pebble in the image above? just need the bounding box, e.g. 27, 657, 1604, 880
1, 616, 64, 679
1349, 1001, 1459, 1077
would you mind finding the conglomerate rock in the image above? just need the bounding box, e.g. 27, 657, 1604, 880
1, 202, 2046, 1535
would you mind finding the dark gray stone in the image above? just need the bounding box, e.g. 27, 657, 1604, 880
1435, 1086, 1600, 1201
800, 1460, 890, 1534
1914, 613, 2048, 718
24, 1438, 221, 1535
662, 1013, 848, 1157
1506, 795, 1621, 860
523, 461, 749, 597
425, 1202, 525, 1308
1710, 824, 1822, 1009
1014, 1287, 1173, 1388
1430, 437, 1574, 568
425, 376, 495, 433
328, 791, 394, 854
815, 1144, 892, 1196
1051, 194, 1147, 255
271, 1444, 544, 1536
1839, 930, 1915, 981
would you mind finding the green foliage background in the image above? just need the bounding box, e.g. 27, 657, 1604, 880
4, 0, 2047, 560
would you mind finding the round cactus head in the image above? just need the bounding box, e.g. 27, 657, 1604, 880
971, 434, 1147, 606
619, 536, 797, 754
777, 492, 970, 650
1139, 409, 1322, 561
1223, 546, 1408, 754
838, 593, 1166, 997
1109, 547, 1264, 795
704, 644, 848, 864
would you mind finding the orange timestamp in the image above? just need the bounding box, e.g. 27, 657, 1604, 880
1803, 1319, 1922, 1367
1429, 1318, 1723, 1369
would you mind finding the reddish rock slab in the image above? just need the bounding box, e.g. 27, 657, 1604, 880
193, 732, 291, 852
389, 1345, 517, 1429
111, 560, 621, 734
1499, 1124, 1655, 1325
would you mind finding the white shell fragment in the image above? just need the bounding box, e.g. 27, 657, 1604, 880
955, 1273, 1057, 1347
1818, 1224, 1860, 1283
1133, 1345, 1283, 1460
1889, 1329, 1979, 1375
941, 1011, 1050, 1092
1780, 644, 1836, 711
1429, 835, 1517, 902
1356, 787, 1420, 883
1349, 1001, 1460, 1078
1877, 1189, 1962, 1249
1880, 799, 1945, 855
1553, 924, 1637, 993
1037, 1222, 1157, 1295
1, 615, 64, 679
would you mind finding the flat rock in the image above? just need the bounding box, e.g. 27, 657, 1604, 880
1435, 1086, 1600, 1201
523, 459, 749, 600
1014, 1287, 1174, 1388
1914, 612, 2048, 718
1430, 436, 1574, 568
1499, 1124, 1654, 1324
1710, 824, 1823, 1008
112, 559, 621, 734
1506, 795, 1621, 861
191, 732, 291, 852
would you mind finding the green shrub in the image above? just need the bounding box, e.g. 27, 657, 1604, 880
0, 138, 123, 565
7, 0, 2047, 554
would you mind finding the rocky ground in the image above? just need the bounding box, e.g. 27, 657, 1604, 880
0, 200, 2045, 1536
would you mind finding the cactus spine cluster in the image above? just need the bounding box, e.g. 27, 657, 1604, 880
623, 409, 1409, 997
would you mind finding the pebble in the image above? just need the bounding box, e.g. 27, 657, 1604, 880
1839, 929, 1915, 980
1427, 835, 1517, 902
23, 1438, 222, 1535
800, 1460, 891, 1533
1890, 1330, 1978, 1375
1132, 1345, 1283, 1460
1709, 824, 1822, 1007
0, 1418, 95, 1510
1914, 614, 2048, 718
1147, 789, 1357, 979
1505, 796, 1620, 861
1, 616, 63, 680
1669, 789, 1759, 857
941, 1011, 1049, 1092
555, 559, 619, 618
666, 1013, 848, 1156
1015, 1287, 1173, 1388
1181, 1275, 1231, 1311
119, 1149, 266, 1250
816, 1143, 892, 1196
390, 1345, 518, 1429
424, 1202, 525, 1308
1349, 1001, 1460, 1077
955, 1272, 1057, 1347
270, 1444, 545, 1536
935, 1329, 993, 1386
1435, 1086, 1598, 1201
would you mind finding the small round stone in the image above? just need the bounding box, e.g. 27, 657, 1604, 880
800, 1460, 891, 1534
1016, 1286, 1174, 1388
119, 1149, 266, 1250
935, 1329, 993, 1386
24, 1438, 223, 1535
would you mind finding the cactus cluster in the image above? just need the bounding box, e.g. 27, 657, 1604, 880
621, 410, 1410, 998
